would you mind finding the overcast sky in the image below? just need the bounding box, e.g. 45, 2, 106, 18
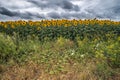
0, 0, 120, 21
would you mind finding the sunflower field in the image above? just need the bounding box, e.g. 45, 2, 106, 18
0, 19, 120, 41
0, 19, 120, 80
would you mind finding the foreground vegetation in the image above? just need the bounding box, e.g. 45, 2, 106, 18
0, 33, 120, 80
0, 19, 120, 80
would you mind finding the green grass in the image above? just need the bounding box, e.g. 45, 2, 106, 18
0, 33, 120, 80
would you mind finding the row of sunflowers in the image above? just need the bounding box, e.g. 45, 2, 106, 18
0, 19, 120, 41
0, 19, 120, 28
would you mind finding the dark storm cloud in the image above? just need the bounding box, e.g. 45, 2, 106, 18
61, 0, 73, 9
61, 0, 79, 11
0, 7, 18, 17
0, 7, 45, 19
27, 0, 47, 9
113, 6, 120, 14
18, 12, 45, 19
47, 12, 61, 19
18, 12, 35, 19
27, 0, 80, 11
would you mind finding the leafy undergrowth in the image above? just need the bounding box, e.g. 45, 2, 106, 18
0, 33, 120, 80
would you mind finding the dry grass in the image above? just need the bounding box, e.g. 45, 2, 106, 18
1, 60, 119, 80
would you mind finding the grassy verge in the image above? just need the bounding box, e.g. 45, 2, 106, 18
0, 33, 120, 80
